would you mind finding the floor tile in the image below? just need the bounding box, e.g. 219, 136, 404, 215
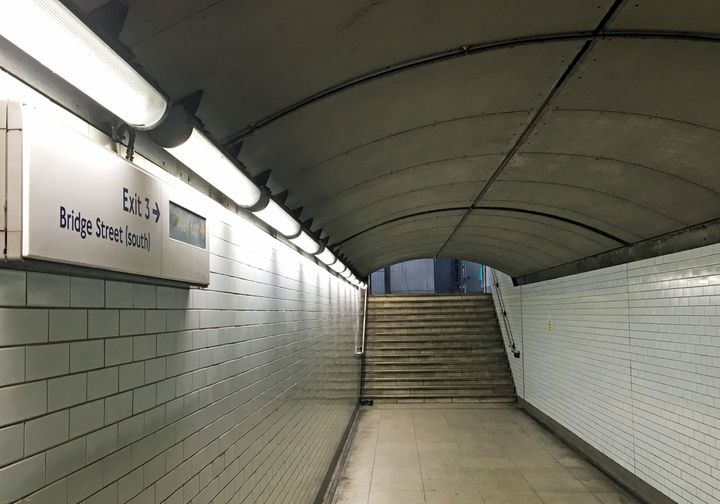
425, 490, 484, 504
367, 491, 425, 504
463, 457, 516, 470
536, 491, 602, 503
371, 468, 423, 492
421, 471, 477, 492
473, 467, 531, 492
521, 468, 587, 492
335, 479, 369, 504
481, 491, 544, 504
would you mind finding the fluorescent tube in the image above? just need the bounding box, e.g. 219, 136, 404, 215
330, 261, 346, 274
0, 0, 167, 128
316, 248, 336, 266
253, 200, 300, 237
166, 128, 261, 207
290, 231, 320, 255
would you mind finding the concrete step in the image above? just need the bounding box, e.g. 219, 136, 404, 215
363, 365, 511, 380
366, 320, 498, 330
368, 295, 492, 302
368, 303, 494, 312
367, 312, 496, 322
366, 340, 505, 350
363, 383, 515, 392
363, 377, 514, 387
364, 358, 509, 369
362, 389, 515, 400
369, 397, 516, 404
365, 347, 507, 358
364, 349, 507, 359
368, 299, 493, 307
368, 304, 495, 312
369, 302, 494, 309
368, 334, 503, 342
365, 324, 500, 340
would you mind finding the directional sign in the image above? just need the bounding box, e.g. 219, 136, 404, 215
8, 105, 209, 284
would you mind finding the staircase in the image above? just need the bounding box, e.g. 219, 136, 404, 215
361, 294, 515, 403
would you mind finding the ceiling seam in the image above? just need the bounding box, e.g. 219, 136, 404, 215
553, 107, 720, 133
285, 111, 527, 182
331, 206, 629, 248
433, 0, 627, 258
521, 150, 720, 197
221, 29, 720, 149
302, 152, 506, 211
321, 177, 688, 233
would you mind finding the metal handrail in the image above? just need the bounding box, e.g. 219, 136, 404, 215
355, 286, 368, 356
490, 269, 521, 359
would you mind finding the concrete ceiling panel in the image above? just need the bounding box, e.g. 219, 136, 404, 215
340, 207, 621, 276
281, 114, 524, 209
340, 211, 464, 246
120, 1, 609, 138
239, 41, 581, 174
554, 39, 720, 130
609, 0, 720, 34
489, 153, 720, 241
445, 216, 607, 257
339, 211, 462, 256
319, 187, 476, 241
523, 110, 720, 194
304, 155, 502, 219
352, 227, 557, 276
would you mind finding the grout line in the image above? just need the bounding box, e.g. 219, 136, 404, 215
365, 409, 381, 504
625, 263, 638, 476
410, 409, 428, 504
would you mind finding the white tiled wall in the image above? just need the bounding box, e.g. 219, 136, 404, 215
0, 207, 361, 504
491, 244, 720, 504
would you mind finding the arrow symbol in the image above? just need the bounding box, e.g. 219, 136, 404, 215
152, 202, 160, 223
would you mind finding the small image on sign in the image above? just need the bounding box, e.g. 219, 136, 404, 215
169, 202, 206, 249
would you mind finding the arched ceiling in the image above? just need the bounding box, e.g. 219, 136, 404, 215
73, 0, 720, 279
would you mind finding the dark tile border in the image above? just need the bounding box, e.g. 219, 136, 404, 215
315, 403, 361, 504
518, 398, 677, 504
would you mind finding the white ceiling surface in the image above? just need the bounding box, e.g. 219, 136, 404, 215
74, 0, 720, 277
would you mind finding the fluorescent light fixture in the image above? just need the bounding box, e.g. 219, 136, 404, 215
0, 0, 167, 128
289, 231, 320, 255
166, 128, 261, 207
341, 269, 352, 279
330, 261, 346, 274
316, 248, 336, 266
253, 199, 301, 237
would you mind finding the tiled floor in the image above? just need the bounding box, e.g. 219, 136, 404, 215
333, 405, 641, 504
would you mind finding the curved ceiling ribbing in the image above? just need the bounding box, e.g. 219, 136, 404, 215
73, 0, 720, 278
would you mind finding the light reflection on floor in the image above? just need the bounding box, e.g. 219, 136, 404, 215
333, 405, 641, 504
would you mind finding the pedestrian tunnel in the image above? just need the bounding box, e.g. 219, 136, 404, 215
1, 2, 719, 504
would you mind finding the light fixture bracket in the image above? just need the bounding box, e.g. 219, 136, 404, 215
110, 120, 135, 161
